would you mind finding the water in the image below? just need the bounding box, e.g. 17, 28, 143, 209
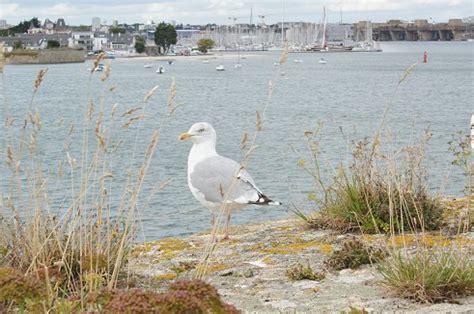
1, 41, 472, 240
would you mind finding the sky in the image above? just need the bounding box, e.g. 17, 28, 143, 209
0, 0, 472, 26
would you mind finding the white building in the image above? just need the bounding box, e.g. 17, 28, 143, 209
0, 20, 7, 29
92, 17, 101, 31
69, 31, 94, 51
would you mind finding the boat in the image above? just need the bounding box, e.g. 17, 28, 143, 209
273, 62, 280, 66
318, 58, 327, 64
144, 64, 152, 68
294, 59, 303, 63
156, 66, 165, 74
168, 60, 174, 65
352, 21, 382, 52
216, 65, 225, 71
202, 59, 210, 64
234, 63, 242, 69
95, 63, 105, 72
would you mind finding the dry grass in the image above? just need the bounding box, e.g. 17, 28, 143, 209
297, 129, 444, 234
0, 54, 178, 311
378, 250, 474, 303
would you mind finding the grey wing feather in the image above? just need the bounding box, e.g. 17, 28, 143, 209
189, 156, 260, 204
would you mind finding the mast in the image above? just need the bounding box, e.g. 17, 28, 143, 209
321, 5, 327, 48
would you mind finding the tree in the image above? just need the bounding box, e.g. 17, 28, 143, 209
110, 27, 126, 34
9, 17, 41, 34
197, 38, 215, 53
154, 22, 177, 55
134, 36, 146, 54
13, 40, 23, 50
46, 40, 60, 49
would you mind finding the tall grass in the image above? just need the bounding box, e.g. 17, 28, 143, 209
0, 53, 177, 311
294, 63, 473, 303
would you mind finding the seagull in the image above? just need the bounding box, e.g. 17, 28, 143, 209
179, 122, 280, 239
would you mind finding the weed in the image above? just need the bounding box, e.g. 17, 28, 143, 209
325, 238, 386, 270
378, 250, 474, 303
286, 261, 325, 281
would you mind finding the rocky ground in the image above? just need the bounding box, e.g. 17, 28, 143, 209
129, 218, 474, 313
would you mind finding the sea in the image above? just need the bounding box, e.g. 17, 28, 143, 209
1, 41, 472, 241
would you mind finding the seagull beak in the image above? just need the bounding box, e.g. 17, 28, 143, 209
179, 132, 192, 141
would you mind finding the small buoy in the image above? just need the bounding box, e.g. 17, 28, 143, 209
423, 51, 428, 63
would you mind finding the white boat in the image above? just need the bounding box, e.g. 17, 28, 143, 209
294, 59, 303, 63
234, 63, 242, 69
156, 66, 165, 74
94, 63, 105, 72
144, 64, 152, 68
202, 59, 210, 64
273, 62, 280, 66
352, 21, 383, 52
318, 58, 327, 64
216, 65, 225, 71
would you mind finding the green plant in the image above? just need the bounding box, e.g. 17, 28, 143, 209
286, 261, 325, 281
378, 250, 474, 303
0, 267, 46, 309
298, 130, 444, 234
197, 38, 215, 53
83, 280, 240, 313
325, 238, 386, 270
135, 36, 146, 53
154, 22, 177, 54
46, 40, 60, 49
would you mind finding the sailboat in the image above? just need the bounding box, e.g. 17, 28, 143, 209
216, 64, 225, 71
309, 6, 352, 52
352, 21, 382, 52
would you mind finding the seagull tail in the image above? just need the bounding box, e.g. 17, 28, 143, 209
250, 193, 282, 206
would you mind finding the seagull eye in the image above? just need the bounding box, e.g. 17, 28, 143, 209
198, 128, 205, 133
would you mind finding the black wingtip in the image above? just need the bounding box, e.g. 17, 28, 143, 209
249, 193, 281, 206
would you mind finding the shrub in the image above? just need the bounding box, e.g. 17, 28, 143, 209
286, 262, 325, 281
325, 238, 386, 270
298, 130, 444, 234
378, 250, 474, 303
85, 280, 240, 313
0, 267, 46, 308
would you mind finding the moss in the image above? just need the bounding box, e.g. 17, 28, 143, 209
259, 238, 333, 255
325, 238, 386, 270
196, 263, 230, 275
286, 262, 325, 281
0, 267, 46, 307
154, 273, 177, 281
132, 238, 191, 259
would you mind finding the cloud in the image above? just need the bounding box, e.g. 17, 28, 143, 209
1, 0, 472, 25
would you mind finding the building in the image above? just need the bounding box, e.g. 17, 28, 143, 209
0, 20, 7, 29
69, 31, 94, 51
92, 17, 101, 31
0, 33, 70, 50
104, 33, 135, 56
56, 18, 66, 28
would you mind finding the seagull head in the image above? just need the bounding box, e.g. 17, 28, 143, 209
179, 122, 217, 145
